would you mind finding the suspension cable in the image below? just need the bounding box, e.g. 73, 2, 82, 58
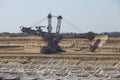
63, 18, 84, 33
26, 17, 47, 28
24, 15, 84, 33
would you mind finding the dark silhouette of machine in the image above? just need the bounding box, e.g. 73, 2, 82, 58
20, 13, 65, 53
90, 39, 101, 52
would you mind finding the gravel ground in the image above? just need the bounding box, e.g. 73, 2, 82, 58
0, 65, 120, 80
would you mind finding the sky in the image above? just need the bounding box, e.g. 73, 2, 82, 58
0, 0, 120, 33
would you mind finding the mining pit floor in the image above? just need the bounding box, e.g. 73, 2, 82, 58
0, 51, 120, 80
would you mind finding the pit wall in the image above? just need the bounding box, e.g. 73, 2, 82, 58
0, 35, 119, 53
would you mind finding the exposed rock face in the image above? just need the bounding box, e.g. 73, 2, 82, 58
0, 34, 119, 53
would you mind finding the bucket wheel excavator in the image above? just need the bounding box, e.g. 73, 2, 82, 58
20, 13, 65, 53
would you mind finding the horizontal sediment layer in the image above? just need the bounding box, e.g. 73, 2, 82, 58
0, 35, 119, 53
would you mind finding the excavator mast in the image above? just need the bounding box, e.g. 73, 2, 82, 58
47, 13, 52, 33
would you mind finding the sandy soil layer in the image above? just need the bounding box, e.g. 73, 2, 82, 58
0, 51, 120, 80
0, 61, 120, 80
0, 65, 120, 80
